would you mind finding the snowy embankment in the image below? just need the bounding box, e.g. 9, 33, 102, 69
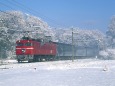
0, 59, 115, 86
0, 59, 113, 70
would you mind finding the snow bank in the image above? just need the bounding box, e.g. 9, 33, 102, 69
99, 49, 115, 59
1, 59, 115, 86
0, 59, 111, 70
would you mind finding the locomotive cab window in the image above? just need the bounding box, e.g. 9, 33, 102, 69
25, 42, 33, 46
17, 43, 23, 46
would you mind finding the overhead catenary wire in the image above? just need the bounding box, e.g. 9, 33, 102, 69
0, 0, 69, 38
3, 0, 67, 28
0, 1, 23, 19
0, 1, 38, 32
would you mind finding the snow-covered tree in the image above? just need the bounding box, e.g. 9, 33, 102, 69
0, 10, 106, 59
54, 28, 105, 50
0, 27, 12, 59
106, 15, 115, 48
0, 11, 53, 59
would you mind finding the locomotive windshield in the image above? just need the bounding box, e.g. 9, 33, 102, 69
17, 42, 32, 46
25, 42, 33, 46
17, 43, 23, 46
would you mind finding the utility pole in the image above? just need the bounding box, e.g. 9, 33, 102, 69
72, 28, 74, 62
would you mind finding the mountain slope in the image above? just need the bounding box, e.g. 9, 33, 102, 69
0, 11, 105, 59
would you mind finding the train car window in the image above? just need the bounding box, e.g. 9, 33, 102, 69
25, 42, 32, 46
17, 43, 23, 46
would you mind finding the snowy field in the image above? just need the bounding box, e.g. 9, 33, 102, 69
0, 59, 115, 86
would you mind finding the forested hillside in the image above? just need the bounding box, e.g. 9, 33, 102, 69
0, 11, 107, 59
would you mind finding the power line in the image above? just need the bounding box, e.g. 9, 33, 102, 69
0, 0, 69, 36
0, 1, 23, 20
0, 1, 37, 30
0, 1, 16, 11
5, 0, 67, 27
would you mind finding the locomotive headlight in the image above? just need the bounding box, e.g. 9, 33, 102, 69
22, 49, 26, 53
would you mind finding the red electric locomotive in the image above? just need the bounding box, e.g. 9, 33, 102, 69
16, 36, 57, 62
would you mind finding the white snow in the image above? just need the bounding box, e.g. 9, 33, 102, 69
0, 59, 115, 86
0, 11, 106, 59
99, 49, 115, 59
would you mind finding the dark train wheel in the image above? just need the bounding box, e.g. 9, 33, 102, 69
28, 59, 32, 63
18, 59, 21, 63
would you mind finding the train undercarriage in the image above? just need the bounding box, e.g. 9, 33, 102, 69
17, 55, 56, 63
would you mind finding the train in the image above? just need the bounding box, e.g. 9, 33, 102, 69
16, 36, 99, 63
16, 36, 75, 62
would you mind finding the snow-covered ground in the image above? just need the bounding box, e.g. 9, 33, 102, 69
0, 59, 115, 86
